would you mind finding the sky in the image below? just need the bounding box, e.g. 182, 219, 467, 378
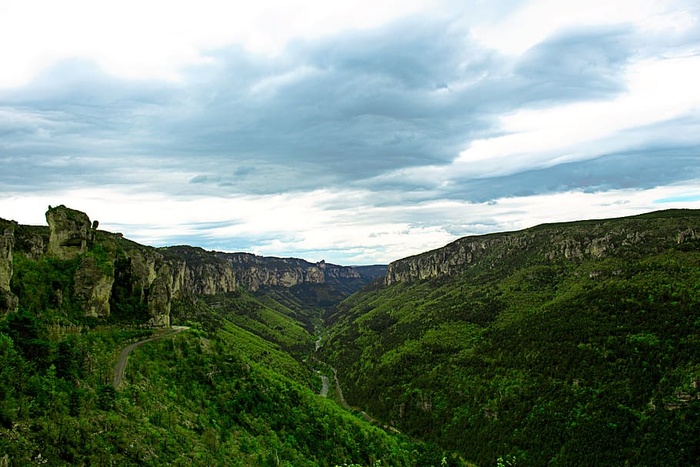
1, 0, 699, 265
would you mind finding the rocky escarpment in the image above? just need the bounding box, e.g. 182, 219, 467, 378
0, 224, 18, 313
74, 255, 115, 318
214, 254, 361, 291
385, 210, 700, 285
111, 244, 367, 326
46, 205, 97, 259
3, 206, 377, 326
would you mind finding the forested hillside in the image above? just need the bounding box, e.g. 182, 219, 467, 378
0, 207, 446, 466
321, 209, 700, 466
4, 206, 700, 465
0, 300, 446, 465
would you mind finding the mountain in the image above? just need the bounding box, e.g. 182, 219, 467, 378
0, 205, 380, 326
1, 206, 453, 466
321, 209, 700, 466
4, 205, 700, 465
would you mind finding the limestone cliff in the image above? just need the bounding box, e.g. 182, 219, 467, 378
46, 205, 96, 259
113, 246, 367, 325
386, 210, 700, 285
0, 225, 18, 313
211, 252, 361, 291
3, 206, 378, 325
74, 256, 115, 318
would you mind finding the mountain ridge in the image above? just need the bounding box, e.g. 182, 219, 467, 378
385, 208, 700, 285
321, 207, 700, 465
4, 204, 700, 464
0, 205, 384, 326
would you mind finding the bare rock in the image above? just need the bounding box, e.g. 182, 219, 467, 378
74, 256, 115, 318
46, 205, 94, 259
0, 226, 18, 313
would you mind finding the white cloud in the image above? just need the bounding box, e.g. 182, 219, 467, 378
0, 0, 436, 89
470, 0, 696, 55
2, 1, 699, 265
455, 55, 700, 173
3, 182, 700, 264
376, 52, 700, 186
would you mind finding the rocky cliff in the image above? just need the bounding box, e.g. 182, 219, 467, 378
213, 253, 361, 291
385, 210, 700, 285
46, 205, 96, 259
1, 206, 377, 325
0, 224, 18, 313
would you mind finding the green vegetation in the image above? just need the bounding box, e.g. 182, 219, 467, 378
10, 238, 148, 326
322, 214, 700, 466
0, 312, 441, 465
0, 232, 446, 466
6, 209, 700, 465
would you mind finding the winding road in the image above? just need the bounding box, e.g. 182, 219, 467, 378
113, 326, 189, 389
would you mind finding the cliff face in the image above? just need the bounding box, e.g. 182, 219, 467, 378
0, 225, 18, 313
117, 246, 367, 325
46, 205, 96, 260
386, 210, 700, 285
3, 206, 376, 326
74, 256, 115, 318
213, 253, 361, 291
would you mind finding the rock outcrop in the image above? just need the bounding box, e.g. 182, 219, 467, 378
214, 252, 361, 292
46, 205, 96, 259
0, 225, 18, 313
4, 206, 379, 325
386, 210, 700, 285
74, 256, 115, 318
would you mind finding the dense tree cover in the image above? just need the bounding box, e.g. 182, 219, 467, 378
0, 318, 445, 465
1, 243, 448, 466
10, 242, 148, 326
322, 240, 700, 465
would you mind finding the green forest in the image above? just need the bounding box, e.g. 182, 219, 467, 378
2, 209, 700, 465
0, 223, 447, 466
321, 211, 700, 465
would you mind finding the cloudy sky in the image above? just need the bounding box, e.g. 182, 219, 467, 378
1, 0, 699, 265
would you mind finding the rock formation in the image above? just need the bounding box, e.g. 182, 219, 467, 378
0, 225, 18, 313
386, 211, 700, 285
74, 256, 115, 318
46, 205, 95, 259
214, 252, 361, 291
5, 206, 379, 325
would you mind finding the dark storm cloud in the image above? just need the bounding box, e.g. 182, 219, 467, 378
163, 21, 495, 178
155, 18, 643, 196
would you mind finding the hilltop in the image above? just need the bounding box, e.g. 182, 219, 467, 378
0, 205, 384, 326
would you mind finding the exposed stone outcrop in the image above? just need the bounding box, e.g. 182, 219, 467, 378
182, 260, 237, 295
386, 211, 700, 285
215, 252, 361, 291
146, 270, 174, 327
114, 247, 180, 326
74, 256, 115, 318
0, 225, 18, 313
6, 206, 378, 325
46, 205, 96, 259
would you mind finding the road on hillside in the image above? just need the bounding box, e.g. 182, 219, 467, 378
113, 326, 189, 389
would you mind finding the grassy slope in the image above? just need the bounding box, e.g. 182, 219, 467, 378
321, 212, 700, 466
